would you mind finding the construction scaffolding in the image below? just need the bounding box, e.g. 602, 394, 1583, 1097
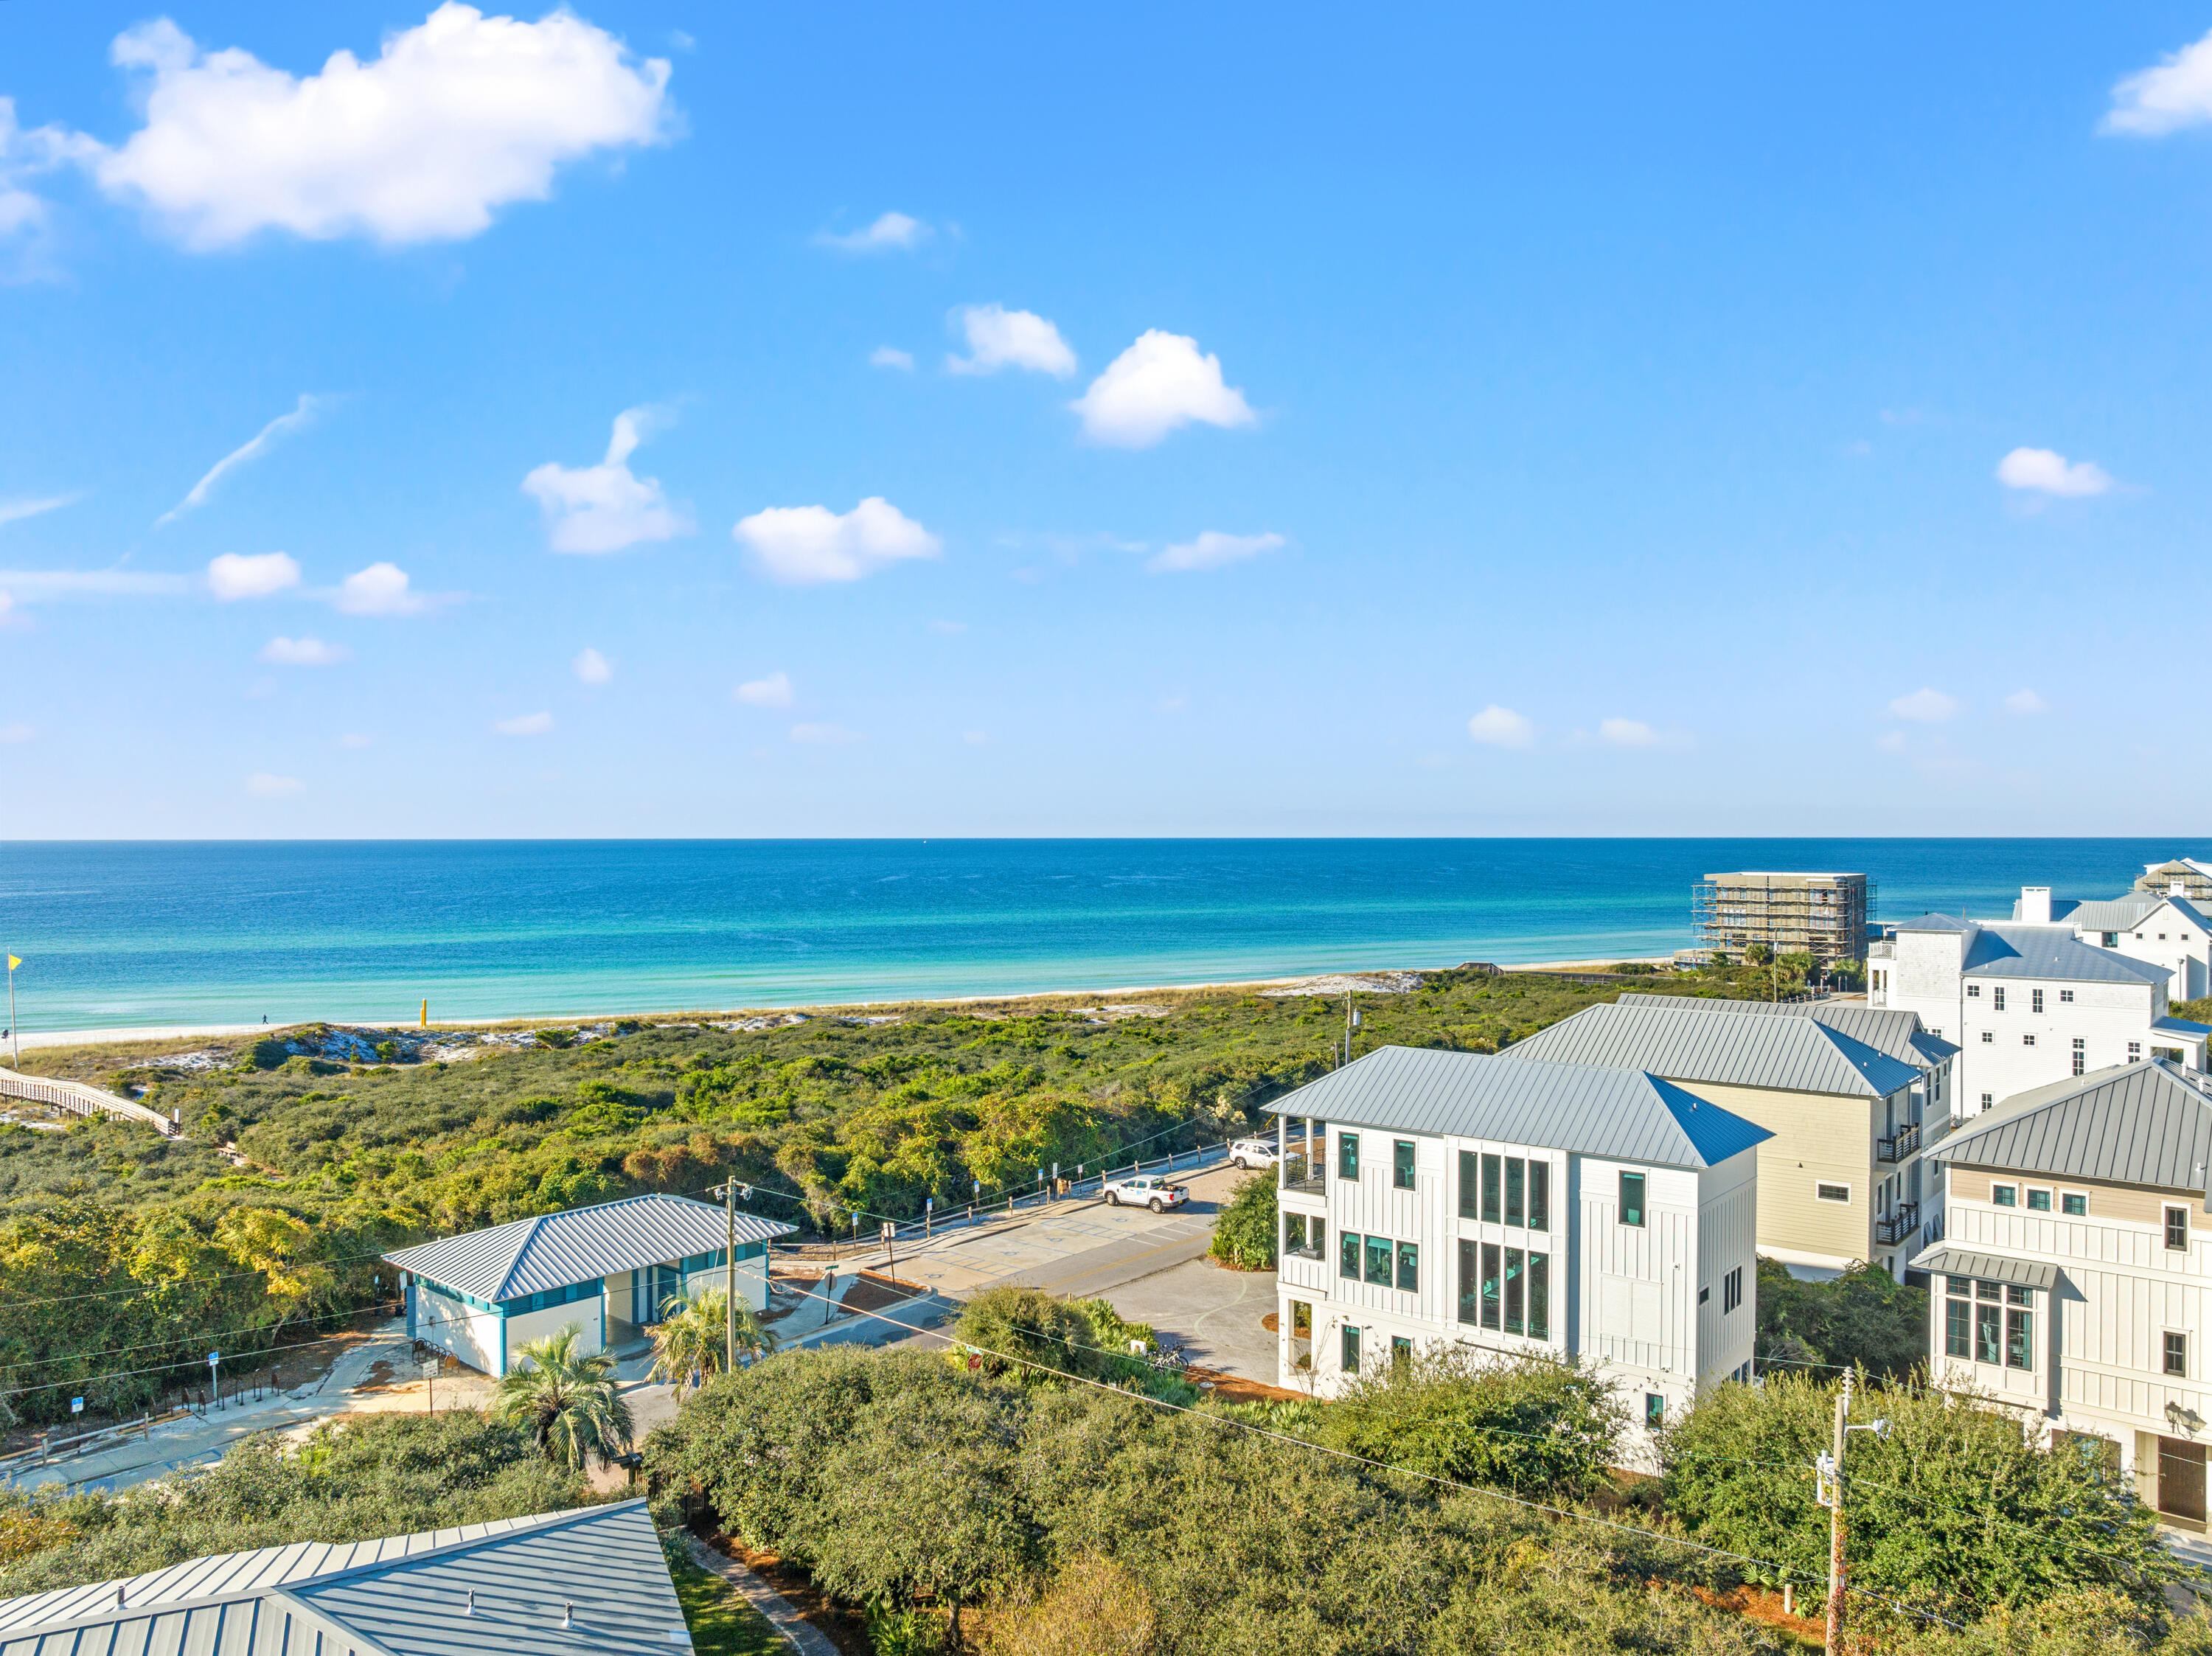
1691, 871, 1873, 966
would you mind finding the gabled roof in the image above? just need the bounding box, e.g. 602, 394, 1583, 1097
1930, 1059, 2212, 1194
1262, 1046, 1770, 1170
1898, 912, 1977, 933
384, 1192, 794, 1302
1506, 1003, 1919, 1099
1961, 922, 2172, 986
2039, 894, 2160, 931
0, 1500, 692, 1655
1617, 993, 1959, 1070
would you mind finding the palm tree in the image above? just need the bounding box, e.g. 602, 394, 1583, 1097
490, 1323, 634, 1469
649, 1285, 775, 1398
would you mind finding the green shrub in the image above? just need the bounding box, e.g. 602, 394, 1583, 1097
1208, 1171, 1276, 1270
1755, 1256, 1926, 1379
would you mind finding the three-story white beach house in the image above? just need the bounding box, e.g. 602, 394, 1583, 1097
1268, 1045, 1770, 1463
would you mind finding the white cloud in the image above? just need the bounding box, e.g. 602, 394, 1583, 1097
790, 722, 861, 744
1467, 706, 1535, 749
207, 551, 302, 600
734, 497, 941, 585
494, 711, 554, 736
521, 406, 692, 554
869, 346, 914, 372
0, 568, 190, 601
245, 771, 303, 797
945, 305, 1077, 378
338, 732, 375, 748
1995, 447, 2113, 498
928, 619, 967, 635
0, 592, 12, 623
1598, 717, 1661, 748
259, 635, 347, 666
1155, 695, 1188, 714
334, 562, 426, 616
2004, 688, 2048, 715
0, 493, 85, 529
2106, 27, 2212, 135
734, 670, 793, 707
0, 722, 32, 745
89, 7, 672, 249
159, 395, 324, 524
1147, 530, 1284, 574
815, 211, 928, 252
1071, 330, 1255, 448
1875, 731, 1907, 754
1888, 688, 1958, 723
573, 646, 612, 685
961, 729, 989, 745
0, 98, 98, 279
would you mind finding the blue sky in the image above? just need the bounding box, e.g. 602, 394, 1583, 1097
3, 4, 2211, 837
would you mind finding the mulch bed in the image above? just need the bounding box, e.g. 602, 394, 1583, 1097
1184, 1365, 1306, 1405
703, 1533, 872, 1656
838, 1270, 925, 1319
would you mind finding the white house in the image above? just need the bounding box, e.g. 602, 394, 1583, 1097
1267, 1044, 1770, 1466
385, 1192, 794, 1377
1868, 914, 2208, 1118
1916, 1060, 2212, 1532
2012, 883, 2212, 1005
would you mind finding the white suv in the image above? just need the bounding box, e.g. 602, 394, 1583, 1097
1228, 1138, 1280, 1170
1102, 1172, 1189, 1213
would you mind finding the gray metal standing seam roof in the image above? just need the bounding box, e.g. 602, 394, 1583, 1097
383, 1191, 795, 1301
1930, 1059, 2212, 1194
2011, 894, 2159, 929
1504, 1003, 1919, 1099
1905, 1245, 2060, 1291
0, 1499, 692, 1655
1262, 1046, 1770, 1169
1617, 993, 1960, 1070
1960, 922, 2174, 987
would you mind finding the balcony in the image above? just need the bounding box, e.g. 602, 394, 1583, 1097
1279, 1155, 1325, 1199
1876, 1122, 1921, 1164
1874, 1203, 1920, 1247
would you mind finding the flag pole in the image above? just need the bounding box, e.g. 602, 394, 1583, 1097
7, 956, 18, 1068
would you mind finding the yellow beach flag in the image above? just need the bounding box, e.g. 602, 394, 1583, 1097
6, 957, 17, 971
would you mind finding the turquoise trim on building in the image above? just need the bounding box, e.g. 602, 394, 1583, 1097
420, 1273, 608, 1321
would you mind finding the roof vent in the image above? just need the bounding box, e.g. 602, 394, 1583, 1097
465, 1588, 475, 1616
563, 1601, 575, 1629
115, 1586, 125, 1610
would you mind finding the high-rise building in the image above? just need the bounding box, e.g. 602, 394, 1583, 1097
1692, 870, 1871, 966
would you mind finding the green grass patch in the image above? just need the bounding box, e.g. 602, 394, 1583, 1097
671, 1556, 787, 1656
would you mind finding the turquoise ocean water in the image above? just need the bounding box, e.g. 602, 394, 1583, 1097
0, 840, 2205, 1034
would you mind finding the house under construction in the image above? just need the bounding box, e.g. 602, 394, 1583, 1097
1691, 871, 1872, 966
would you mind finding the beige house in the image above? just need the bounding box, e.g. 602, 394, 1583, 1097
1511, 998, 1935, 1276
1918, 1060, 2212, 1531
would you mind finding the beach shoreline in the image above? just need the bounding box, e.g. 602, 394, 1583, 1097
5, 956, 1675, 1055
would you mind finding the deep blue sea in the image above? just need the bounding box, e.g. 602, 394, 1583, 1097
1, 840, 2205, 1034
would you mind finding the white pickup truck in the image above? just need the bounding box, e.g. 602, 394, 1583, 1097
1102, 1172, 1189, 1213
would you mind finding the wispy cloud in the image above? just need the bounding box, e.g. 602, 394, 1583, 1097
0, 722, 33, 745
815, 211, 928, 253
574, 647, 613, 685
946, 304, 1077, 378
259, 635, 347, 665
245, 771, 303, 797
2004, 688, 2048, 715
157, 394, 325, 525
521, 406, 692, 554
0, 568, 192, 601
2105, 27, 2212, 135
869, 346, 914, 372
1148, 530, 1283, 573
493, 712, 554, 737
1888, 688, 1958, 723
1467, 706, 1535, 749
0, 493, 85, 529
790, 721, 862, 744
734, 670, 793, 707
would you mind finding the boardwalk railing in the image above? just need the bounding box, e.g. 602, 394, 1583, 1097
0, 1068, 178, 1137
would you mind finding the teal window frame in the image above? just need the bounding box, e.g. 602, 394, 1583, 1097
1393, 1139, 1416, 1191
1395, 1239, 1419, 1293
1340, 1231, 1361, 1280
1341, 1323, 1360, 1373
1620, 1170, 1646, 1228
1527, 1252, 1549, 1340
1456, 1239, 1479, 1326
1364, 1235, 1394, 1287
1338, 1133, 1360, 1181
1645, 1393, 1665, 1430
1528, 1161, 1549, 1231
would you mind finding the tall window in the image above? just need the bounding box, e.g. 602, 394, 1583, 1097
1975, 1286, 2002, 1365
1528, 1161, 1550, 1231
1481, 1153, 1502, 1223
1390, 1335, 1412, 1369
1340, 1232, 1360, 1280
1505, 1158, 1526, 1226
1993, 987, 2006, 1012
1338, 1133, 1360, 1180
2072, 1038, 2084, 1076
1945, 1276, 1970, 1357
2005, 1285, 2034, 1371
1503, 1248, 1526, 1335
1342, 1323, 1360, 1373
1527, 1253, 1550, 1339
1458, 1149, 1480, 1219
1284, 1214, 1305, 1256
2168, 1206, 2190, 1251
2031, 988, 2044, 1014
1481, 1242, 1501, 1329
1393, 1139, 1416, 1191
1365, 1235, 1394, 1287
1396, 1239, 1419, 1293
1722, 1265, 1744, 1314
1457, 1239, 1480, 1326
1644, 1394, 1665, 1430
1620, 1170, 1646, 1227
2168, 1332, 2188, 1378
2129, 1042, 2142, 1062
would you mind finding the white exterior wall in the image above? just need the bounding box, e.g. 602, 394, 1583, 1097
504, 1297, 607, 1364
416, 1285, 502, 1376
2081, 899, 2212, 1005
684, 1254, 770, 1312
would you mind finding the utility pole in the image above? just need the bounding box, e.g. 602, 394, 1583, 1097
724, 1178, 737, 1377
1823, 1368, 1850, 1655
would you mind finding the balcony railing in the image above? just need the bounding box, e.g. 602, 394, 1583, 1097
1877, 1122, 1921, 1163
1874, 1203, 1920, 1247
1279, 1155, 1324, 1197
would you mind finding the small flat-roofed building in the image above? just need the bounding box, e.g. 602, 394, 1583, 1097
1508, 999, 1928, 1276
1267, 1045, 1770, 1466
1918, 1060, 2212, 1531
385, 1192, 795, 1377
0, 1497, 692, 1655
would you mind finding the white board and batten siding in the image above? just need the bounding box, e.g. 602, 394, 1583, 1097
415, 1284, 504, 1375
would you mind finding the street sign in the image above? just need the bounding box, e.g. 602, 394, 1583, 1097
69, 1397, 83, 1415
880, 1221, 895, 1241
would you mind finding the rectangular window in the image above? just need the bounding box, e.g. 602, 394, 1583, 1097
2005, 1305, 2033, 1371
1292, 1300, 1311, 1338
2027, 1189, 2051, 1211
1968, 984, 1981, 998
1481, 1242, 1501, 1329
1390, 1335, 1412, 1368
1394, 1139, 1416, 1191
1482, 1153, 1502, 1224
1458, 1149, 1480, 1219
1975, 1301, 2002, 1365
1310, 1217, 1326, 1258
1365, 1234, 1394, 1287
2072, 1038, 2084, 1076
2168, 1332, 2188, 1378
2129, 1042, 2142, 1062
1340, 1231, 1361, 1280
2062, 1192, 2087, 1217
1645, 1393, 1665, 1430
2032, 989, 2044, 1014
1505, 1157, 1526, 1226
1503, 1247, 1525, 1335
1620, 1170, 1646, 1227
1992, 1184, 2017, 1207
1338, 1133, 1360, 1180
1284, 1214, 1306, 1254
1981, 1031, 1994, 1044
1528, 1253, 1549, 1339
1994, 987, 2006, 1011
1980, 1092, 1993, 1109
1342, 1323, 1360, 1373
1397, 1239, 1419, 1293
2023, 1034, 2036, 1047
2103, 932, 2119, 948
1457, 1239, 1480, 1326
1946, 1295, 1970, 1358
1722, 1265, 1744, 1314
2060, 989, 2075, 1003
1528, 1161, 1550, 1231
1816, 1183, 1849, 1203
2168, 1206, 2189, 1250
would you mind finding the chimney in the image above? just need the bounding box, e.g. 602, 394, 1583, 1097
2174, 880, 2188, 898
2020, 886, 2052, 925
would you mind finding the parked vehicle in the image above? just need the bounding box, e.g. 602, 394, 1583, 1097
1228, 1138, 1280, 1169
1102, 1172, 1189, 1213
